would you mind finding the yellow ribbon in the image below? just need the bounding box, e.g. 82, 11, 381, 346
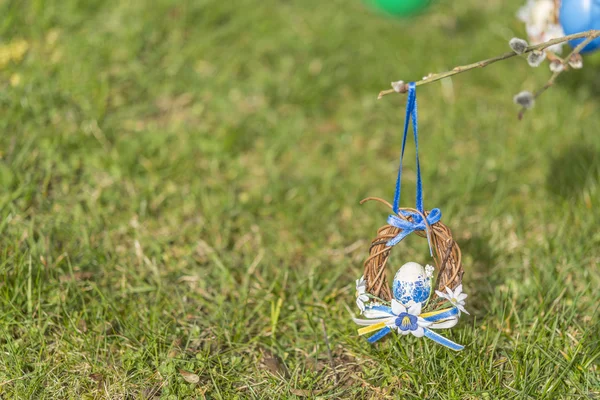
419, 307, 455, 318
357, 322, 387, 336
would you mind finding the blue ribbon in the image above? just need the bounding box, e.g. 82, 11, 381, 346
367, 326, 391, 343
386, 208, 441, 255
359, 305, 462, 349
388, 82, 440, 255
422, 306, 459, 322
423, 328, 464, 351
392, 82, 422, 214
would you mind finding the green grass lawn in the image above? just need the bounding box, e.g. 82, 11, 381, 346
1, 0, 600, 398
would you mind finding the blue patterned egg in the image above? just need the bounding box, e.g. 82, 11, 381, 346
392, 262, 432, 306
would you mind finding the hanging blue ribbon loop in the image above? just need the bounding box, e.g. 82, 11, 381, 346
388, 82, 440, 255
392, 82, 423, 214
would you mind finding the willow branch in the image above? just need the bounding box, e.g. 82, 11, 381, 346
378, 30, 600, 99
517, 34, 595, 119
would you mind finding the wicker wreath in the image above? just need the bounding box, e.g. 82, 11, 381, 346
360, 197, 463, 307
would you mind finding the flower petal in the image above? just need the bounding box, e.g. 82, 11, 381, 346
358, 294, 370, 302
455, 284, 463, 296
445, 286, 453, 297
407, 302, 422, 316
399, 328, 410, 335
435, 290, 447, 299
456, 304, 470, 315
356, 299, 365, 312
391, 299, 405, 315
412, 326, 425, 338
457, 293, 468, 301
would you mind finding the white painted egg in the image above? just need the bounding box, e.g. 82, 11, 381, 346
392, 262, 432, 306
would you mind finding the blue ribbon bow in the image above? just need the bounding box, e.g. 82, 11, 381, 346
388, 82, 441, 255
387, 208, 441, 254
360, 305, 463, 350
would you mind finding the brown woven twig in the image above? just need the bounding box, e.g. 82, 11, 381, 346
360, 197, 463, 304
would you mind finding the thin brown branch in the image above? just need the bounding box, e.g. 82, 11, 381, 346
518, 34, 596, 119
378, 30, 600, 99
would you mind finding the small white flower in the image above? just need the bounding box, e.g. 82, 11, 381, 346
425, 264, 434, 278
517, 0, 565, 54
435, 284, 469, 315
509, 37, 529, 54
527, 50, 546, 67
549, 59, 564, 72
513, 91, 535, 109
355, 276, 369, 313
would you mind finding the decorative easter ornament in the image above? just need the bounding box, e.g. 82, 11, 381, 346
559, 0, 600, 53
352, 83, 467, 351
517, 0, 566, 54
392, 262, 432, 306
365, 0, 433, 17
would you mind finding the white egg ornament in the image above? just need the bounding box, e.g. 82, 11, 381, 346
392, 262, 433, 306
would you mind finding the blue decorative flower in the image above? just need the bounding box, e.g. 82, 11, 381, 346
353, 298, 464, 350
395, 313, 418, 332
391, 300, 428, 337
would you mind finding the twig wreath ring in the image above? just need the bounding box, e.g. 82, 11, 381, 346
352, 82, 467, 351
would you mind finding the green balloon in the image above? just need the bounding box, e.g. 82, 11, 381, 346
367, 0, 432, 17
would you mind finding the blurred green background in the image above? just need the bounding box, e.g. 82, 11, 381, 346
1, 0, 599, 398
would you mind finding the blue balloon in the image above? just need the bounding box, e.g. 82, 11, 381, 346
560, 0, 600, 53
